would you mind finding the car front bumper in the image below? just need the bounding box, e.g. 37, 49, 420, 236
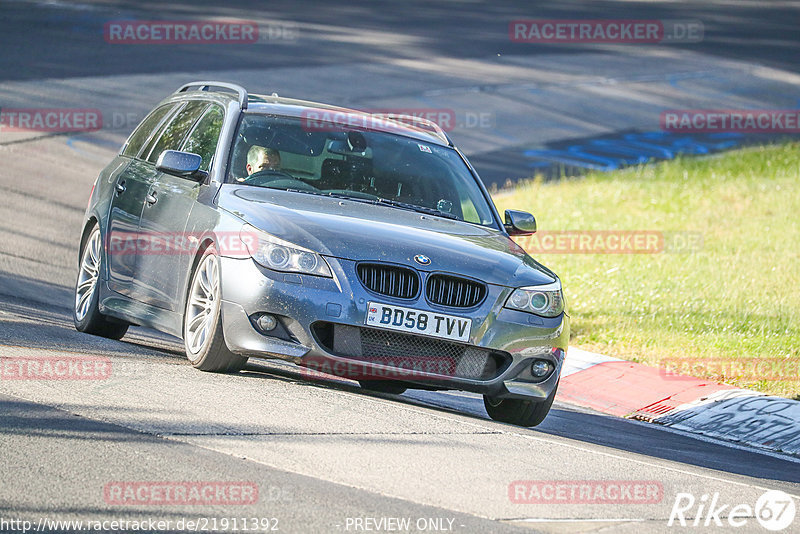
218, 256, 569, 401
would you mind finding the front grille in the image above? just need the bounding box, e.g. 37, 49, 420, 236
426, 274, 486, 308
313, 323, 508, 380
357, 263, 420, 299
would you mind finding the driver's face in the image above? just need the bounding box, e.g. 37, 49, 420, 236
247, 153, 281, 175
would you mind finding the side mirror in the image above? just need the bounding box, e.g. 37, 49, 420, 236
504, 209, 537, 235
156, 150, 208, 182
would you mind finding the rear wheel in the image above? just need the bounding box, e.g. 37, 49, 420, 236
483, 382, 558, 427
73, 224, 129, 340
359, 380, 408, 395
184, 246, 247, 372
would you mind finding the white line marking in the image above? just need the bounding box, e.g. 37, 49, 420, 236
623, 411, 800, 465
3, 348, 798, 504
317, 388, 800, 498
507, 518, 646, 523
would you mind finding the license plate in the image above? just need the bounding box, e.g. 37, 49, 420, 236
365, 302, 471, 342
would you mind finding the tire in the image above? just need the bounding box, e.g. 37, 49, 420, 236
483, 382, 558, 427
359, 380, 408, 395
184, 246, 247, 373
73, 224, 129, 340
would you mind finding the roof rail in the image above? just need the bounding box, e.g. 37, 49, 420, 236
176, 81, 249, 110
375, 113, 450, 144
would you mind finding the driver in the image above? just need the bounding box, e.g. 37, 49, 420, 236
245, 145, 281, 176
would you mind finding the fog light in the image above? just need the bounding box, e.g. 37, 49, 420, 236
531, 359, 552, 378
255, 313, 277, 332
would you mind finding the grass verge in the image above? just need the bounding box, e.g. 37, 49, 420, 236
492, 143, 800, 398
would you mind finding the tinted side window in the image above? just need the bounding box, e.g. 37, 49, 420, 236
121, 104, 175, 158
145, 101, 209, 164
140, 104, 182, 162
181, 105, 224, 171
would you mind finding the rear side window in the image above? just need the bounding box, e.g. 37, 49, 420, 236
181, 104, 224, 171
144, 101, 209, 164
121, 104, 175, 158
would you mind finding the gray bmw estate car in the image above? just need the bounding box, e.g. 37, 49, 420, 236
74, 81, 569, 427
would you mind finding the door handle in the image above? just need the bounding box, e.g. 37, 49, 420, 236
146, 191, 158, 205
115, 180, 126, 195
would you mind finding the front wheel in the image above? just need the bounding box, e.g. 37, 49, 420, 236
73, 224, 129, 340
483, 382, 558, 427
183, 246, 247, 373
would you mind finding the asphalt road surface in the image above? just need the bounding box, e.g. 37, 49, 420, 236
1, 1, 799, 533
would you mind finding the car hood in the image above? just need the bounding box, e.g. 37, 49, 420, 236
218, 185, 555, 287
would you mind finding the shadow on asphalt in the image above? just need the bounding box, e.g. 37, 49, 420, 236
3, 273, 799, 487
242, 359, 800, 486
0, 398, 176, 443
1, 1, 798, 82
0, 272, 186, 360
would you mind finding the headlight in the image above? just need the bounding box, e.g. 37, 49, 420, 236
505, 280, 564, 317
240, 224, 332, 277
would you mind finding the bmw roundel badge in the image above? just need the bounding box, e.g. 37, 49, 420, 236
414, 254, 431, 266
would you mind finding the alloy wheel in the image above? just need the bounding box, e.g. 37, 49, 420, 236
186, 254, 220, 354
75, 229, 101, 321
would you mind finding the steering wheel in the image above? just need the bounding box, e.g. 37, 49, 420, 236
242, 171, 319, 192
243, 169, 295, 183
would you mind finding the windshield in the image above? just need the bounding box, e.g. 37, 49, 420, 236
228, 114, 497, 226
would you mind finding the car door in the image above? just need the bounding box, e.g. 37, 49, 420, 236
133, 101, 222, 311
106, 103, 177, 296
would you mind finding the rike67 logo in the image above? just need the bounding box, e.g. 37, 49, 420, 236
669, 490, 796, 531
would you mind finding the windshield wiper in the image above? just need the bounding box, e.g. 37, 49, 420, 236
325, 193, 460, 220
373, 197, 460, 220
264, 187, 361, 201
264, 188, 460, 221
262, 186, 326, 197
